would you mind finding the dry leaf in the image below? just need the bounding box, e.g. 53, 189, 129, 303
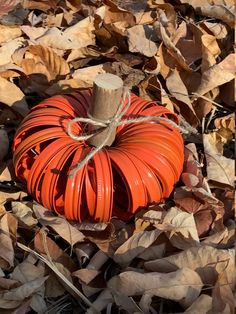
174, 186, 224, 236
185, 294, 212, 313
196, 54, 235, 96
33, 204, 85, 246
113, 229, 162, 265
73, 63, 110, 87
11, 201, 38, 227
11, 258, 47, 313
0, 37, 24, 66
108, 268, 203, 309
0, 213, 17, 269
22, 0, 59, 11
0, 25, 22, 44
0, 276, 48, 301
166, 68, 199, 126
144, 246, 234, 287
211, 270, 234, 314
0, 129, 9, 162
34, 229, 77, 272
20, 25, 47, 41
0, 0, 20, 17
203, 133, 234, 187
127, 25, 157, 57
18, 45, 69, 94
198, 5, 235, 28
37, 16, 95, 50
159, 206, 199, 249
0, 77, 29, 116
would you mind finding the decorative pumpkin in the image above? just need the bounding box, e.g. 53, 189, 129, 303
13, 89, 184, 222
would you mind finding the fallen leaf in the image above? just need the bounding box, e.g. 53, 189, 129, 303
0, 129, 9, 162
37, 16, 95, 50
22, 0, 59, 12
0, 276, 48, 301
0, 0, 20, 17
11, 257, 47, 313
18, 45, 69, 94
174, 186, 224, 236
203, 132, 234, 187
127, 25, 157, 57
0, 213, 17, 269
0, 77, 29, 116
144, 246, 234, 287
73, 269, 100, 285
166, 68, 199, 126
34, 229, 77, 272
108, 268, 203, 309
113, 229, 162, 265
20, 25, 47, 41
0, 25, 22, 44
198, 5, 235, 28
211, 270, 235, 314
185, 294, 212, 313
154, 10, 192, 71
33, 203, 85, 246
72, 63, 111, 87
195, 54, 235, 96
201, 34, 221, 72
159, 206, 199, 249
11, 201, 38, 227
0, 37, 24, 66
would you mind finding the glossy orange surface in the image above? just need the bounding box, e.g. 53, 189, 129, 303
13, 91, 184, 222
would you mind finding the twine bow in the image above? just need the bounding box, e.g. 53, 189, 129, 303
67, 88, 192, 177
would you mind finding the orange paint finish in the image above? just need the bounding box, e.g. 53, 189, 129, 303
13, 91, 184, 222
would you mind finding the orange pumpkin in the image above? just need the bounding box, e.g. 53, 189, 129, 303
13, 90, 184, 222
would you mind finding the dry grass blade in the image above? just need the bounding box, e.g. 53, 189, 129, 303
16, 242, 98, 312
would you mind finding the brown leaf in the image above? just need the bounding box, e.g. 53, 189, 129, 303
0, 129, 9, 162
185, 294, 212, 313
0, 77, 29, 116
195, 54, 235, 96
22, 0, 59, 12
201, 34, 221, 72
0, 25, 22, 45
33, 204, 85, 246
0, 37, 24, 67
211, 270, 235, 314
0, 0, 20, 17
0, 213, 17, 269
113, 229, 162, 265
166, 68, 199, 126
18, 45, 69, 94
127, 25, 157, 57
11, 201, 37, 227
203, 132, 234, 187
0, 276, 48, 301
198, 5, 235, 28
144, 246, 234, 287
159, 206, 199, 249
11, 257, 47, 313
108, 268, 203, 309
73, 269, 100, 285
154, 10, 192, 71
174, 186, 224, 236
34, 229, 77, 272
36, 16, 95, 50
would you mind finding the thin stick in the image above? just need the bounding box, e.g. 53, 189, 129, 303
17, 242, 98, 312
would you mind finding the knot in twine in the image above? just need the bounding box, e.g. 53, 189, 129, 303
67, 88, 192, 178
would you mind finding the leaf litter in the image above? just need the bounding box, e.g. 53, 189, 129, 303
0, 0, 234, 313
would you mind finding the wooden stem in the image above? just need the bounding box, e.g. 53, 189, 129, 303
87, 73, 124, 147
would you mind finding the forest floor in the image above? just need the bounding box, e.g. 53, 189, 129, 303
0, 1, 235, 313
